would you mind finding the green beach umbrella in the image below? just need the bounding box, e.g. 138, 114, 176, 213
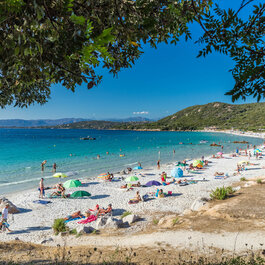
125, 176, 139, 182
63, 179, 82, 188
53, 172, 68, 178
192, 160, 203, 167
70, 190, 91, 198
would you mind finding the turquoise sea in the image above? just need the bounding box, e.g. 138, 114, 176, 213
0, 129, 263, 194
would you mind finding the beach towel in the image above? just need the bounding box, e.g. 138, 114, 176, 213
78, 215, 97, 224
64, 217, 84, 223
214, 176, 225, 179
178, 182, 189, 186
33, 200, 51, 204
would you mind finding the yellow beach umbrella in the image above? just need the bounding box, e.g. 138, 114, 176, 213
53, 172, 68, 178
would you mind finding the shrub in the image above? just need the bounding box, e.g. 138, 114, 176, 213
121, 211, 131, 219
210, 186, 234, 200
240, 177, 246, 181
153, 218, 159, 225
52, 218, 67, 235
69, 229, 77, 235
172, 217, 179, 225
257, 179, 262, 184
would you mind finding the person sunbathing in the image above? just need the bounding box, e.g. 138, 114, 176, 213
51, 184, 66, 197
64, 211, 83, 221
89, 204, 99, 212
78, 211, 97, 224
120, 184, 128, 189
132, 182, 141, 187
96, 204, 112, 216
128, 191, 142, 204
214, 171, 222, 176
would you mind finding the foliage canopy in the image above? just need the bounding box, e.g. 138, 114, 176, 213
0, 0, 264, 107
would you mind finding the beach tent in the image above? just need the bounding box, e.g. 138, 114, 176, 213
192, 160, 203, 167
145, 180, 161, 187
53, 172, 68, 178
70, 190, 91, 198
133, 166, 143, 170
125, 176, 139, 182
171, 167, 183, 178
63, 179, 82, 188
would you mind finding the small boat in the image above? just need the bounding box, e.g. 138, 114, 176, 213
200, 140, 208, 144
80, 136, 96, 140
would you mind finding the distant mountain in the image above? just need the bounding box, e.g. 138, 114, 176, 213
106, 117, 155, 122
0, 118, 91, 127
113, 102, 265, 131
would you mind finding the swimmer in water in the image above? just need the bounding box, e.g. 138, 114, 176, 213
97, 154, 100, 159
52, 163, 57, 172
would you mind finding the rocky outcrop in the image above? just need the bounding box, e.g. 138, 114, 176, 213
0, 197, 19, 214
122, 214, 140, 224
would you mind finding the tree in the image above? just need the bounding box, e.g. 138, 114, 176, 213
0, 0, 209, 107
192, 0, 265, 101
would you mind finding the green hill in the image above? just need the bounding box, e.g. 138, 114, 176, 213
52, 102, 265, 131
117, 102, 265, 131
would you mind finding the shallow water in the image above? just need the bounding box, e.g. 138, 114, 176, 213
0, 129, 262, 194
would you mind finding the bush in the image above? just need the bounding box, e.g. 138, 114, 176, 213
69, 229, 77, 235
121, 211, 131, 219
52, 218, 67, 235
153, 218, 159, 225
240, 177, 246, 181
257, 179, 262, 184
172, 217, 179, 225
210, 186, 234, 200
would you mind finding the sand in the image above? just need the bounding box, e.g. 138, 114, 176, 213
0, 131, 264, 255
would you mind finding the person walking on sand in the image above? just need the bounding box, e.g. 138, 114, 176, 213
157, 160, 160, 170
1, 204, 11, 232
39, 178, 45, 198
41, 160, 47, 172
52, 163, 57, 172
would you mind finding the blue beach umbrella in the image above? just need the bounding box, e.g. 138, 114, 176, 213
145, 180, 161, 187
171, 167, 183, 178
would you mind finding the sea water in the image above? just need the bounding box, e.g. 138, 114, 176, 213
0, 128, 263, 194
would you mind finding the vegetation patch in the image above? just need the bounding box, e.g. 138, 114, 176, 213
256, 179, 263, 184
121, 211, 132, 219
210, 186, 235, 200
240, 177, 247, 181
52, 218, 67, 235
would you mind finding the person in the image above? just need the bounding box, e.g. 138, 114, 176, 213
161, 172, 167, 183
39, 178, 45, 198
52, 163, 57, 172
248, 151, 251, 160
106, 151, 109, 155
132, 181, 141, 187
157, 160, 160, 170
97, 154, 100, 159
1, 204, 11, 232
173, 149, 175, 155
89, 204, 100, 212
127, 167, 132, 173
41, 160, 47, 172
156, 189, 165, 198
201, 155, 204, 162
138, 162, 142, 168
128, 191, 142, 204
97, 204, 112, 216
64, 211, 83, 221
221, 145, 224, 150
51, 183, 66, 198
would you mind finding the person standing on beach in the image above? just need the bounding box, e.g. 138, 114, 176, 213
52, 163, 57, 172
39, 178, 45, 198
41, 160, 47, 172
157, 160, 160, 170
1, 204, 11, 232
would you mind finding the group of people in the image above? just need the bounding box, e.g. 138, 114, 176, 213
41, 160, 57, 172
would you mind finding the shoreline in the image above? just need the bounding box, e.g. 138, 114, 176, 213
2, 128, 265, 196
0, 130, 264, 256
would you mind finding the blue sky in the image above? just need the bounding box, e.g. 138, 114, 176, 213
0, 0, 263, 120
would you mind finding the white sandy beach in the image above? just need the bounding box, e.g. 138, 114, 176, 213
0, 131, 264, 253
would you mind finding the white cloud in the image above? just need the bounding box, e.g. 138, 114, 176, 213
133, 111, 149, 115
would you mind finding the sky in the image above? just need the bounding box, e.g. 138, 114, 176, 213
0, 0, 264, 120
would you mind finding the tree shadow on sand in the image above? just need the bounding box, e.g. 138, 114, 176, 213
8, 226, 51, 235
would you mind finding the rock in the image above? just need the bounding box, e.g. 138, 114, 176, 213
105, 217, 123, 229
190, 197, 207, 212
76, 226, 95, 234
0, 197, 19, 214
95, 217, 108, 230
122, 214, 140, 224
234, 186, 241, 191
14, 237, 20, 241
40, 238, 54, 244
158, 215, 177, 228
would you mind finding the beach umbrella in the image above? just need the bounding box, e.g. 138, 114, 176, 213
192, 160, 203, 167
63, 179, 82, 188
133, 166, 143, 170
217, 152, 223, 155
98, 173, 108, 179
254, 149, 262, 154
145, 180, 161, 187
171, 167, 183, 178
53, 172, 68, 178
126, 176, 139, 182
70, 190, 91, 198
238, 161, 249, 165
176, 162, 187, 167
